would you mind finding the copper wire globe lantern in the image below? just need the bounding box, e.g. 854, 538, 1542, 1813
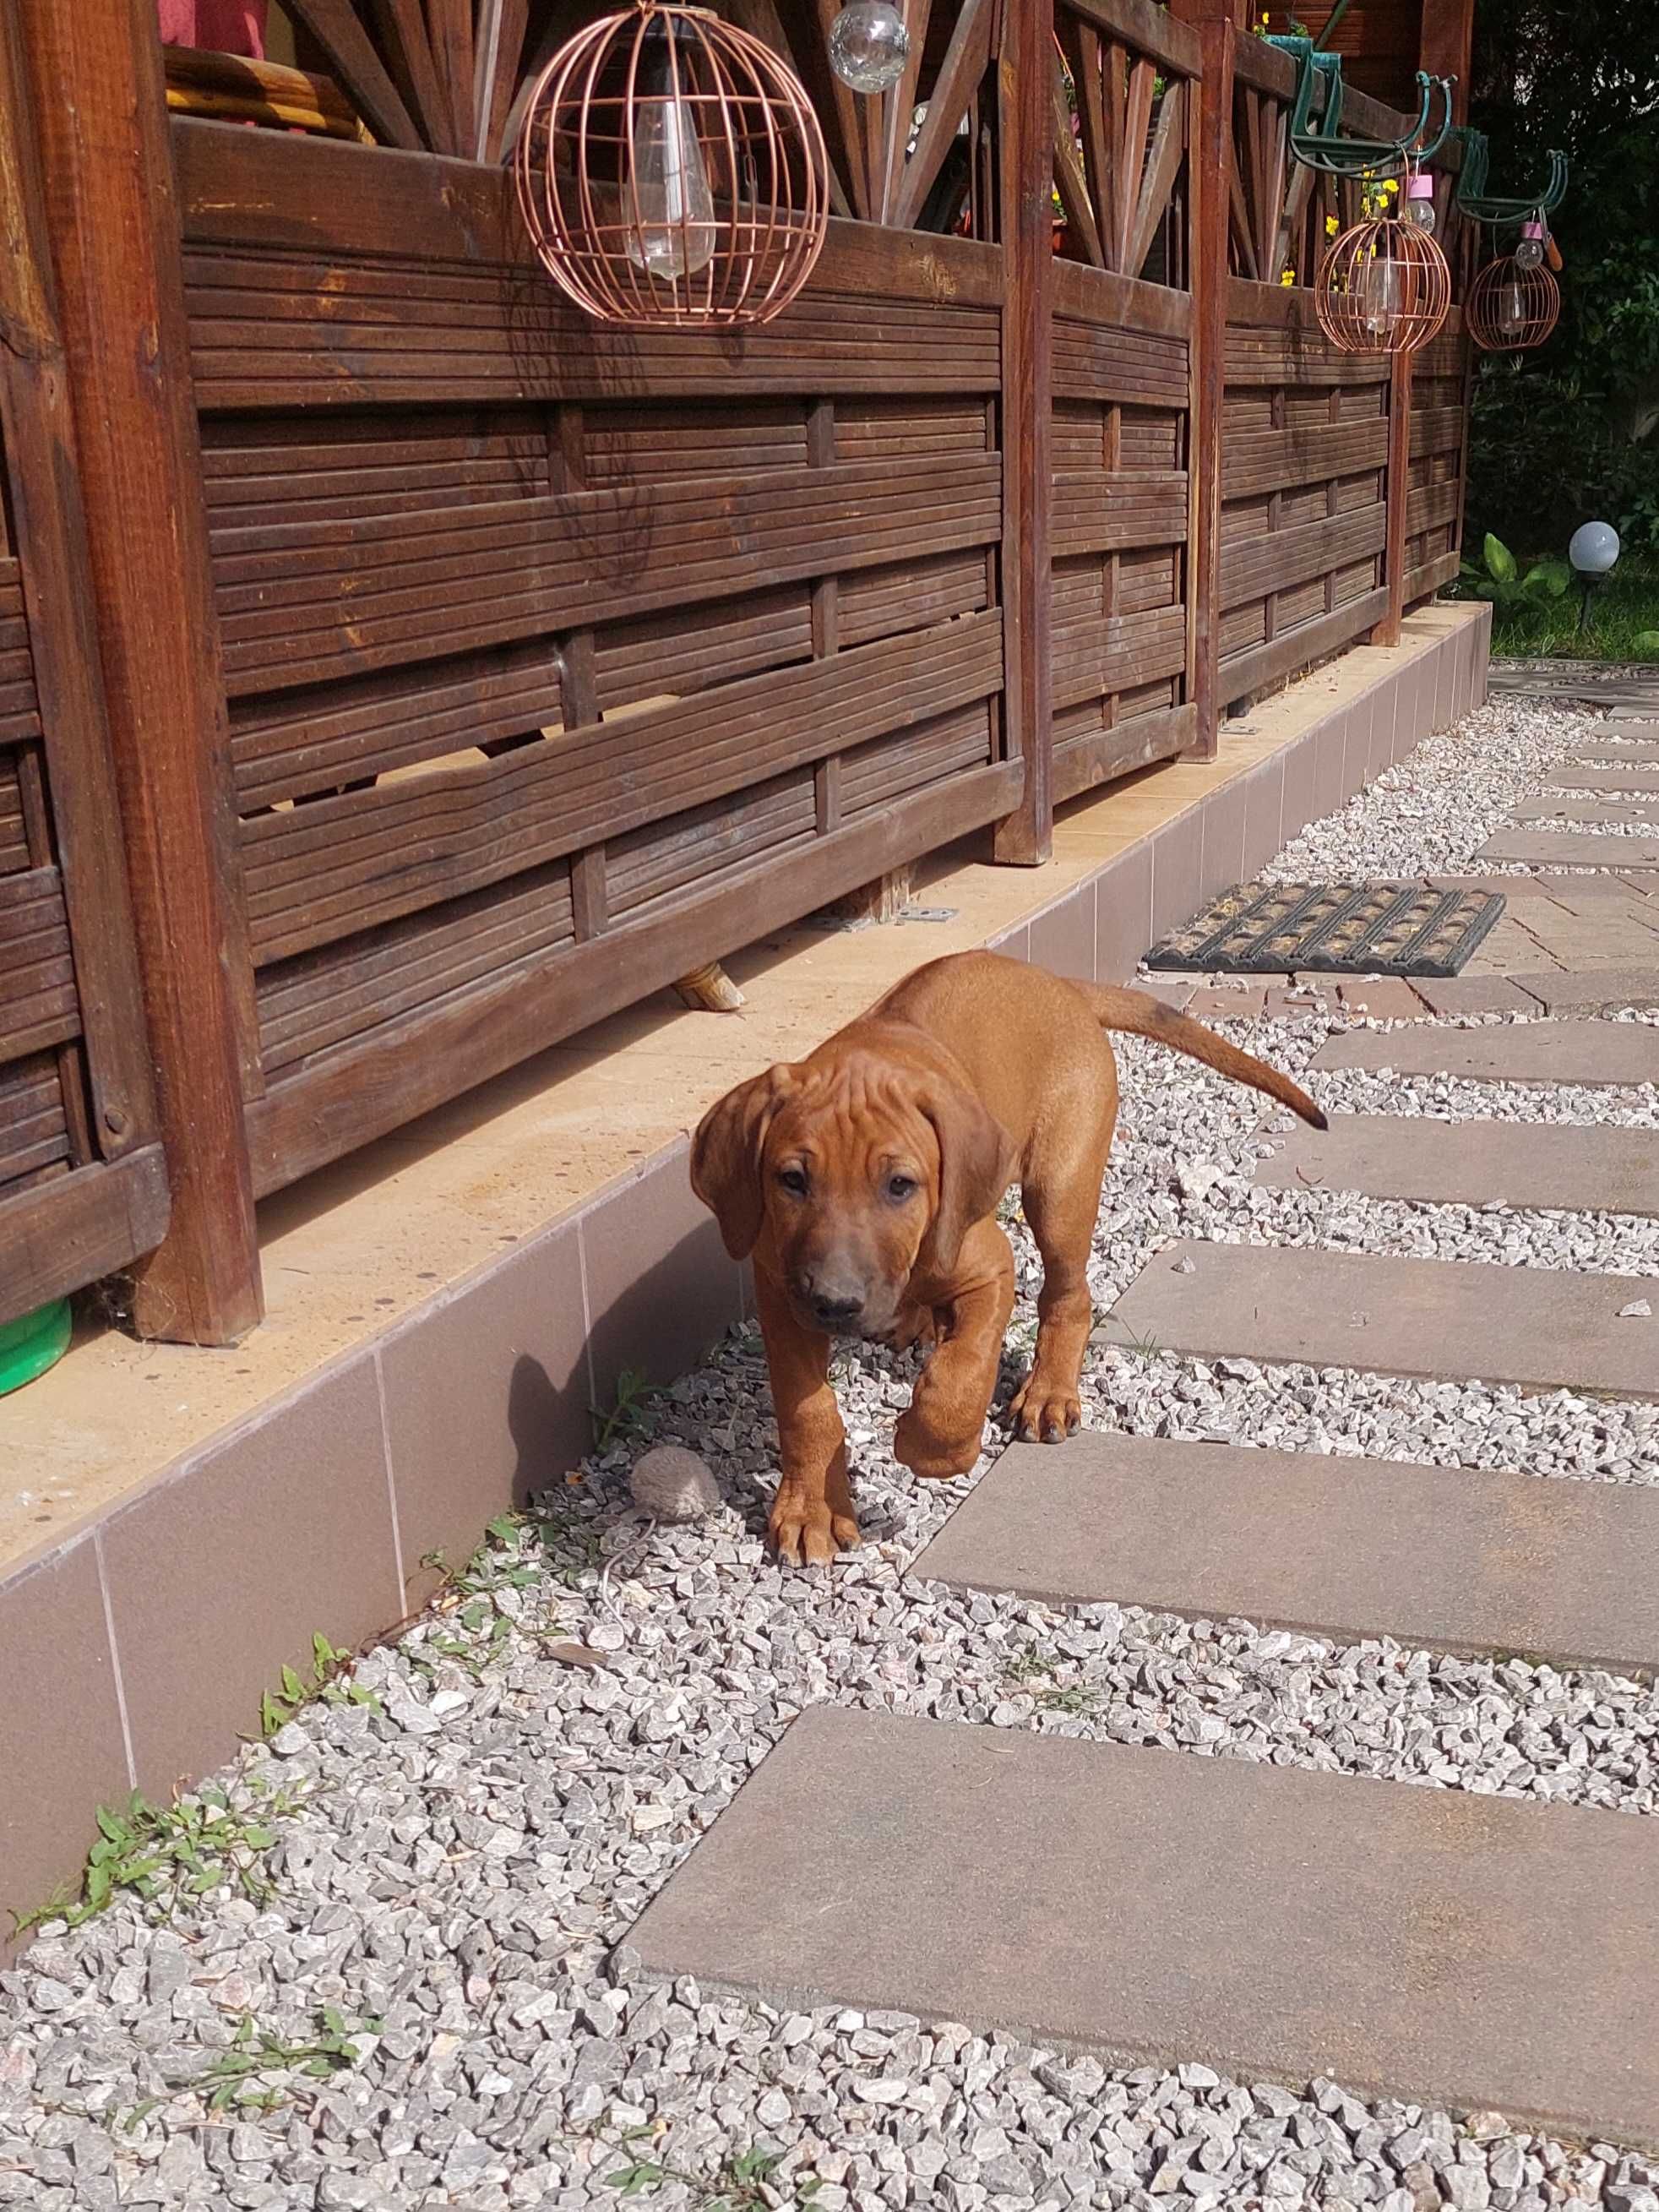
514, 3, 830, 330
1466, 253, 1561, 351
1314, 216, 1452, 357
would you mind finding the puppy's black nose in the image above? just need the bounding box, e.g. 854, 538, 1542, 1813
811, 1290, 865, 1328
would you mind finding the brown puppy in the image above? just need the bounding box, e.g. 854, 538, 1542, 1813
692, 951, 1324, 1564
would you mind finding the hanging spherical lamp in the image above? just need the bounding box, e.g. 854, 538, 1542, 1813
514, 4, 830, 330
1314, 215, 1452, 357
827, 2, 911, 93
1466, 253, 1561, 352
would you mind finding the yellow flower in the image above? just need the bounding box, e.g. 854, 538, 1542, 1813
1383, 178, 1400, 196
1324, 213, 1340, 236
1280, 266, 1296, 286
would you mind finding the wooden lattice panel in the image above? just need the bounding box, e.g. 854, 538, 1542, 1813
1406, 319, 1471, 602
177, 126, 1016, 1193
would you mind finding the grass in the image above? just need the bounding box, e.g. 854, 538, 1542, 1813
1480, 553, 1659, 662
182, 2008, 380, 2116
603, 2128, 820, 2208
259, 1631, 383, 1738
1002, 1647, 1103, 1718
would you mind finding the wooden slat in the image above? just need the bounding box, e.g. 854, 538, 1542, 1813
0, 865, 77, 1061
238, 612, 1004, 961
0, 1143, 169, 1327
1221, 499, 1385, 608
245, 759, 1021, 1196
1223, 416, 1390, 498
171, 117, 1004, 309
0, 755, 30, 871
1052, 315, 1189, 406
214, 454, 1003, 693
889, 0, 995, 233
0, 1049, 70, 1189
1064, 0, 1202, 80
1406, 477, 1463, 538
280, 0, 422, 149
1220, 585, 1389, 704
1050, 603, 1188, 711
1406, 548, 1462, 604
1053, 701, 1195, 804
1053, 470, 1188, 555
1127, 81, 1187, 280
1049, 256, 1193, 339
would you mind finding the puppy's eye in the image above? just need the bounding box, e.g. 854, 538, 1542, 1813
776, 1166, 809, 1197
885, 1174, 918, 1203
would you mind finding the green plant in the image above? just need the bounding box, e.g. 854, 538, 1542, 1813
260, 1632, 383, 1737
1457, 532, 1573, 613
19, 1777, 307, 1933
1002, 1648, 1101, 1718
591, 1366, 666, 1452
183, 2008, 380, 2115
605, 2128, 820, 2209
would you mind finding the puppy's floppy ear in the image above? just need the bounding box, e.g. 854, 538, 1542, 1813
690, 1065, 796, 1260
921, 1077, 1018, 1277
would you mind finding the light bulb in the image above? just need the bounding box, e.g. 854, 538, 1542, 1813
828, 1, 910, 94
1362, 248, 1402, 335
625, 35, 716, 281
1496, 278, 1526, 336
1515, 226, 1546, 271
1403, 176, 1436, 234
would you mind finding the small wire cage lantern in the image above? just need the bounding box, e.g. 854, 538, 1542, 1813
1314, 216, 1452, 357
1466, 253, 1561, 351
514, 4, 830, 330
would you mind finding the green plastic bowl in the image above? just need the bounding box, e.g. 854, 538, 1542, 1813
0, 1299, 72, 1397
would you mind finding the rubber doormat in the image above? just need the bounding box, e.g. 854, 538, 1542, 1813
1146, 882, 1505, 978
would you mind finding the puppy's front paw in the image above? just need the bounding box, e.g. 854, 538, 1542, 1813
1009, 1371, 1083, 1444
893, 1408, 982, 1481
768, 1480, 860, 1566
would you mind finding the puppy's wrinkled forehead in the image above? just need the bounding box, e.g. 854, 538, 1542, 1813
768, 1057, 929, 1173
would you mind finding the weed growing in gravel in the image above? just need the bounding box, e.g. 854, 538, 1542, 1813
592, 1365, 666, 1451
18, 1775, 308, 1933
179, 2007, 381, 2116
260, 1632, 383, 1737
1002, 1648, 1103, 1717
604, 2126, 820, 2208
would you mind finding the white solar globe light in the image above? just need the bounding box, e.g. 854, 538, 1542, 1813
1569, 520, 1620, 576
828, 2, 911, 93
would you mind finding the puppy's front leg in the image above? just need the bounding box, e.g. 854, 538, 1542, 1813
753, 1267, 861, 1565
893, 1218, 1015, 1481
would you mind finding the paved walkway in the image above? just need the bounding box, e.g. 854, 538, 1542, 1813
636, 711, 1659, 2150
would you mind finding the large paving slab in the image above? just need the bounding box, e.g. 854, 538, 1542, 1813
1313, 1018, 1659, 1087
1504, 968, 1659, 1015
913, 1431, 1659, 1673
1547, 765, 1659, 794
630, 1704, 1659, 2146
1477, 828, 1659, 869
1564, 737, 1659, 766
1255, 1111, 1659, 1215
1511, 795, 1659, 825
1101, 1240, 1659, 1397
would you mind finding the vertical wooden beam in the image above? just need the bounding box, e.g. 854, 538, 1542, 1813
1373, 349, 1414, 646
991, 0, 1055, 866
19, 0, 262, 1343
1173, 0, 1242, 758
1418, 0, 1475, 125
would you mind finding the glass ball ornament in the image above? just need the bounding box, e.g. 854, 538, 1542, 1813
1515, 218, 1547, 272
828, 1, 910, 94
1569, 520, 1620, 577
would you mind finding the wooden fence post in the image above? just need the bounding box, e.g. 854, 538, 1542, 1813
991, 0, 1055, 865
19, 0, 263, 1343
1173, 0, 1241, 759
1373, 348, 1414, 648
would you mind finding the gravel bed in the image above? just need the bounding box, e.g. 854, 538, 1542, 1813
5, 692, 1659, 2212
1259, 696, 1598, 884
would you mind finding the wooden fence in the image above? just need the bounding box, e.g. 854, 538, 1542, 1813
0, 0, 1476, 1343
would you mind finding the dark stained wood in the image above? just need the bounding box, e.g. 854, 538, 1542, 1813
1177, 0, 1236, 758
281, 0, 422, 148
0, 1145, 170, 1328
1418, 0, 1475, 126
1373, 351, 1413, 648
1053, 704, 1197, 804
1066, 0, 1204, 79
0, 13, 159, 1165
889, 0, 996, 233
19, 0, 261, 1342
245, 760, 1022, 1194
993, 0, 1056, 866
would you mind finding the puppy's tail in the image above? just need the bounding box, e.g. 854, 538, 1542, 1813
1081, 982, 1327, 1131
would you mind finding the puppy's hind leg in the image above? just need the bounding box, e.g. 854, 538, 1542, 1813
1009, 1086, 1117, 1444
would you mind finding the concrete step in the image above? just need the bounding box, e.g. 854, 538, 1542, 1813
1477, 828, 1659, 869
1101, 1240, 1659, 1397
1564, 737, 1659, 767
1501, 970, 1659, 1017
1256, 1112, 1659, 1216
913, 1430, 1659, 1675
1314, 1018, 1659, 1087
631, 1704, 1659, 2147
